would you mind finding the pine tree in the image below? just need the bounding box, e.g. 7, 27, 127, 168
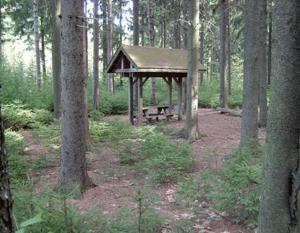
57, 0, 94, 193
258, 1, 300, 231
185, 0, 201, 141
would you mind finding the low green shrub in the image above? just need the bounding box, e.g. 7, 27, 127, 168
204, 144, 263, 228
137, 133, 193, 183
102, 187, 165, 233
120, 132, 193, 184
89, 119, 153, 143
2, 103, 53, 130
5, 129, 29, 181
13, 183, 101, 233
100, 91, 128, 115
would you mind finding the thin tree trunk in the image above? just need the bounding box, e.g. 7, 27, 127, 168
219, 0, 229, 108
227, 1, 232, 95
133, 0, 139, 107
147, 0, 156, 105
0, 107, 15, 233
140, 14, 145, 46
185, 0, 201, 141
102, 0, 107, 82
51, 0, 61, 119
119, 0, 123, 88
58, 0, 94, 193
33, 0, 41, 88
258, 1, 300, 232
40, 16, 46, 79
93, 0, 100, 110
107, 0, 114, 95
199, 24, 204, 86
258, 0, 268, 128
240, 0, 261, 144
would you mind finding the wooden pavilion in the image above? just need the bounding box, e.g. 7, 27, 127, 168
107, 44, 206, 125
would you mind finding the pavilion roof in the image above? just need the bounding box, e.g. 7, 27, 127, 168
107, 45, 206, 76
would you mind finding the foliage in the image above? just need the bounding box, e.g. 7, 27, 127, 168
203, 143, 263, 228
102, 188, 165, 233
4, 129, 29, 181
99, 91, 129, 115
13, 182, 101, 233
89, 119, 153, 143
2, 102, 53, 130
136, 133, 193, 183
0, 62, 53, 110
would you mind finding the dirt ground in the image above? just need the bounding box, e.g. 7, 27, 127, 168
21, 108, 261, 233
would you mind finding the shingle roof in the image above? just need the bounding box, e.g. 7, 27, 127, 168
107, 44, 206, 74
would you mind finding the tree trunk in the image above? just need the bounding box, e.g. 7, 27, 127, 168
33, 0, 41, 88
199, 24, 204, 86
93, 0, 100, 110
267, 0, 272, 86
185, 0, 200, 142
140, 13, 145, 46
102, 0, 107, 82
84, 0, 88, 79
107, 0, 114, 95
258, 0, 268, 128
0, 0, 2, 61
51, 0, 61, 119
133, 0, 139, 107
58, 0, 94, 193
240, 0, 261, 145
147, 0, 156, 105
118, 0, 123, 88
0, 107, 15, 233
258, 1, 300, 232
219, 0, 229, 108
227, 1, 232, 95
40, 16, 46, 79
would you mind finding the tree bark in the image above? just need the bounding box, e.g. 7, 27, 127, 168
107, 0, 114, 95
227, 1, 232, 95
219, 0, 229, 108
133, 0, 139, 107
51, 0, 61, 119
185, 0, 200, 142
93, 0, 100, 110
0, 0, 2, 61
33, 0, 42, 88
240, 0, 261, 145
40, 16, 46, 79
267, 0, 272, 86
258, 1, 300, 232
58, 0, 94, 193
0, 106, 15, 233
258, 0, 268, 128
147, 0, 156, 105
102, 0, 107, 82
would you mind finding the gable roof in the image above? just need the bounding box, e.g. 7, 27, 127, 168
107, 44, 206, 75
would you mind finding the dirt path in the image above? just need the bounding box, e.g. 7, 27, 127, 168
21, 109, 255, 233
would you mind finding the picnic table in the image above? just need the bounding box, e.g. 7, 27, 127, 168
141, 106, 174, 123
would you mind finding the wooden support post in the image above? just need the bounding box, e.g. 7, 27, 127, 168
128, 76, 134, 125
168, 77, 172, 113
178, 78, 183, 120
137, 77, 143, 125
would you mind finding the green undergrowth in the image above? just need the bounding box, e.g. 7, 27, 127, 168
90, 119, 193, 184
2, 102, 54, 130
177, 143, 263, 229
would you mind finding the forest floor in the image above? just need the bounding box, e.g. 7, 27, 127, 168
21, 108, 264, 233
